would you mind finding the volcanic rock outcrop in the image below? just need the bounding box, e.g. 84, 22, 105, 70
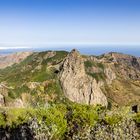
59, 49, 108, 106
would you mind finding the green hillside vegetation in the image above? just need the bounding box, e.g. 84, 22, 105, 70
0, 51, 68, 85
0, 51, 68, 105
0, 51, 140, 139
84, 60, 106, 82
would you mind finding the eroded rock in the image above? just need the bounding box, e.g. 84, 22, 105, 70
0, 94, 5, 107
59, 49, 107, 106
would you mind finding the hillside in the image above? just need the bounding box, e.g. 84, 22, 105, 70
0, 49, 140, 139
0, 49, 140, 107
0, 52, 32, 69
0, 50, 68, 107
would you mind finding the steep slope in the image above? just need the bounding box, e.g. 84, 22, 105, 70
59, 50, 140, 106
59, 49, 107, 106
0, 51, 68, 107
0, 50, 140, 107
99, 52, 140, 106
0, 50, 140, 140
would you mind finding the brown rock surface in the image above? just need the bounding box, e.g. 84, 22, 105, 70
59, 49, 107, 106
0, 52, 32, 69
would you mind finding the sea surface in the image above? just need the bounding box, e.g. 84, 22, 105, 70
0, 46, 140, 57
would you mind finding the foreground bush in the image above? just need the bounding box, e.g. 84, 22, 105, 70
0, 104, 139, 140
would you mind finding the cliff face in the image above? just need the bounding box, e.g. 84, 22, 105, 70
101, 52, 140, 80
59, 49, 107, 106
59, 50, 140, 106
97, 52, 140, 106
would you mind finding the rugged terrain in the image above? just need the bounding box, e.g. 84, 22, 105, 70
0, 49, 140, 107
0, 49, 140, 139
0, 52, 32, 69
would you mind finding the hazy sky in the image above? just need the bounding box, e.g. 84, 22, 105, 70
0, 0, 140, 48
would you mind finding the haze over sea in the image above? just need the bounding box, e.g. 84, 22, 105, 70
0, 45, 140, 57
0, 0, 140, 58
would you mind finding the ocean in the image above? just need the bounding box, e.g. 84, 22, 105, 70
0, 46, 140, 57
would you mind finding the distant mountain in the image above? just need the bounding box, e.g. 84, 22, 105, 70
0, 49, 140, 108
0, 52, 32, 69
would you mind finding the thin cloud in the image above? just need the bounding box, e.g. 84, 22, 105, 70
0, 46, 31, 50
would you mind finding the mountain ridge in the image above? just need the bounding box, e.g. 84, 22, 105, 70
0, 52, 32, 69
0, 49, 140, 108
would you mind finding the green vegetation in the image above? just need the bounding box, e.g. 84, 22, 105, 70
0, 51, 68, 105
84, 60, 104, 69
0, 51, 140, 139
84, 60, 93, 67
8, 85, 30, 99
134, 112, 140, 124
0, 103, 102, 138
0, 104, 138, 139
0, 51, 68, 86
84, 60, 106, 82
0, 103, 100, 128
105, 114, 122, 125
42, 51, 68, 65
87, 72, 106, 82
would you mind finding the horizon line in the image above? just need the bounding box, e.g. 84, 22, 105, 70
0, 42, 140, 50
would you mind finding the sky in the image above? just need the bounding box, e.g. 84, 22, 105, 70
0, 0, 140, 49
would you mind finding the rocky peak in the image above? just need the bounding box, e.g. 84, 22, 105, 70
59, 49, 107, 106
103, 52, 140, 67
67, 49, 82, 66
70, 49, 80, 55
99, 52, 140, 80
62, 49, 85, 76
43, 51, 56, 59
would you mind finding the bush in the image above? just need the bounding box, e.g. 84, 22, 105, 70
70, 104, 99, 127
84, 61, 94, 68
105, 114, 122, 125
133, 112, 140, 124
0, 105, 135, 139
0, 112, 6, 127
87, 72, 106, 82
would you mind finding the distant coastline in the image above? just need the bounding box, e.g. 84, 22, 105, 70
0, 46, 140, 57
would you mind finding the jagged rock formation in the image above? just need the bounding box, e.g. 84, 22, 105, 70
0, 83, 10, 106
96, 52, 140, 106
101, 52, 140, 80
0, 50, 140, 107
0, 50, 140, 140
59, 49, 108, 106
104, 67, 116, 84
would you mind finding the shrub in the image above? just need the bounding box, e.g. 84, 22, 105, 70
87, 72, 106, 82
105, 114, 122, 125
0, 112, 6, 127
84, 61, 94, 68
133, 112, 140, 124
